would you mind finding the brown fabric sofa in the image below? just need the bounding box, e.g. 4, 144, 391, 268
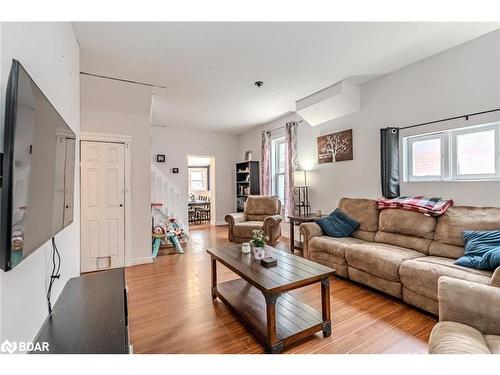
225, 195, 282, 245
429, 272, 500, 354
300, 197, 500, 315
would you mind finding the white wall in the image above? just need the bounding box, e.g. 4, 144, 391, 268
0, 22, 80, 344
239, 30, 500, 216
152, 126, 239, 226
80, 74, 153, 265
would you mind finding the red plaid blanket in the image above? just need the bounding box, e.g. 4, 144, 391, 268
377, 196, 453, 216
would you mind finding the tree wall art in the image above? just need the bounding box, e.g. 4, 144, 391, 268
317, 129, 353, 164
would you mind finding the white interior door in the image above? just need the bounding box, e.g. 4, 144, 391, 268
81, 141, 125, 273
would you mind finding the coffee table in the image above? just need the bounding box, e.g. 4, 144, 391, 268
207, 244, 335, 353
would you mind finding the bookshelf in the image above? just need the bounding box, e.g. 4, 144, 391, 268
236, 161, 260, 212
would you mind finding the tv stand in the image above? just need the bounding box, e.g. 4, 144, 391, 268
32, 268, 130, 354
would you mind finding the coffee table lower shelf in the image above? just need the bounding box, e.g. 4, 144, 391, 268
216, 278, 325, 353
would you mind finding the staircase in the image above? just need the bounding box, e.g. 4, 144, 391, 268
151, 164, 182, 221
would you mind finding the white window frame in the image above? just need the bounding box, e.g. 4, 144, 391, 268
271, 136, 286, 204
403, 121, 500, 183
450, 123, 500, 181
405, 132, 448, 182
188, 167, 208, 192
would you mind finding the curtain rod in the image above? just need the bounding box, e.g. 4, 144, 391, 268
80, 71, 168, 89
400, 108, 500, 130
266, 120, 303, 133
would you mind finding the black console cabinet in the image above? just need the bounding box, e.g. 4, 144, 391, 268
32, 268, 129, 354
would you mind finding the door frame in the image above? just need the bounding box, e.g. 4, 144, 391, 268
187, 155, 217, 226
80, 131, 133, 268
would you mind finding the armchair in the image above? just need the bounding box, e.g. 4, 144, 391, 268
428, 268, 500, 354
225, 195, 282, 246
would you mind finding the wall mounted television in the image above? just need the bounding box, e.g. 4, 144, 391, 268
0, 60, 76, 271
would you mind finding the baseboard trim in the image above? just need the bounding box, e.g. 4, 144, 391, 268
131, 256, 154, 266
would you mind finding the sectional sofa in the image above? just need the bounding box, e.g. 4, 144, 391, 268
429, 276, 500, 354
299, 197, 500, 315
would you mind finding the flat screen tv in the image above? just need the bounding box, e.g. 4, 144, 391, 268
1, 60, 76, 271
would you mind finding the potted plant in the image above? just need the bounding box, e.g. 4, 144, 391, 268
249, 229, 269, 260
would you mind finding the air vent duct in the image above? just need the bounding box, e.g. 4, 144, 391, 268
296, 81, 360, 126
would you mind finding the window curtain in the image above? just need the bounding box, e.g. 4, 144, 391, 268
260, 130, 272, 195
284, 122, 299, 218
380, 127, 400, 198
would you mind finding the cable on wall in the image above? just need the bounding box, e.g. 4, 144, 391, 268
80, 71, 167, 89
47, 237, 62, 314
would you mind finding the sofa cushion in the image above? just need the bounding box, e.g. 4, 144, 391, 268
485, 335, 500, 354
430, 206, 500, 259
429, 322, 492, 354
344, 242, 424, 282
233, 221, 264, 238
374, 209, 436, 254
315, 209, 360, 238
348, 266, 402, 298
399, 256, 492, 301
309, 236, 367, 259
428, 242, 465, 261
245, 195, 280, 221
491, 267, 500, 287
338, 198, 379, 241
455, 230, 500, 270
310, 252, 348, 278
402, 287, 438, 315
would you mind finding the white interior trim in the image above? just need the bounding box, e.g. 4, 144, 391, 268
80, 131, 133, 144
450, 123, 500, 181
79, 131, 133, 268
131, 257, 154, 266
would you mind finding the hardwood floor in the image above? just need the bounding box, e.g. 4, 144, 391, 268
125, 224, 437, 354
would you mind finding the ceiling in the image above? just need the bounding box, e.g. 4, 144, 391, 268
73, 22, 500, 134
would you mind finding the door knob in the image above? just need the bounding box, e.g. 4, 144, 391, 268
120, 204, 123, 207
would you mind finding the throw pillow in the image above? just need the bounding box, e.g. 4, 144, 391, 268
315, 208, 360, 238
455, 230, 500, 270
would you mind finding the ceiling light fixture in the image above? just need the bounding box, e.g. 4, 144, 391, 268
254, 81, 263, 88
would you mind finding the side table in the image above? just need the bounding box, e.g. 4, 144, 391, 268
287, 213, 323, 253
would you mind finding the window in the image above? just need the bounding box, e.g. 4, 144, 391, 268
452, 125, 498, 180
271, 137, 285, 204
404, 122, 500, 182
407, 133, 446, 181
188, 167, 209, 192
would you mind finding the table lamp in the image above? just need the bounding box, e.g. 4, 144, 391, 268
293, 170, 310, 215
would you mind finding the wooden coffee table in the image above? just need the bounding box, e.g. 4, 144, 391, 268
207, 244, 335, 353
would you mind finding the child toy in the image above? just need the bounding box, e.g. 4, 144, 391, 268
151, 203, 188, 256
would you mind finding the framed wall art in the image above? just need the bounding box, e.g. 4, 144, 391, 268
317, 129, 353, 164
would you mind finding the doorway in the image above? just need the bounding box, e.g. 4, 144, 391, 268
187, 155, 216, 227
80, 139, 127, 273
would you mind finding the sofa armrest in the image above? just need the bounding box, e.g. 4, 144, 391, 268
263, 215, 283, 246
491, 266, 500, 288
225, 212, 247, 225
299, 222, 323, 259
263, 215, 282, 227
438, 276, 500, 336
